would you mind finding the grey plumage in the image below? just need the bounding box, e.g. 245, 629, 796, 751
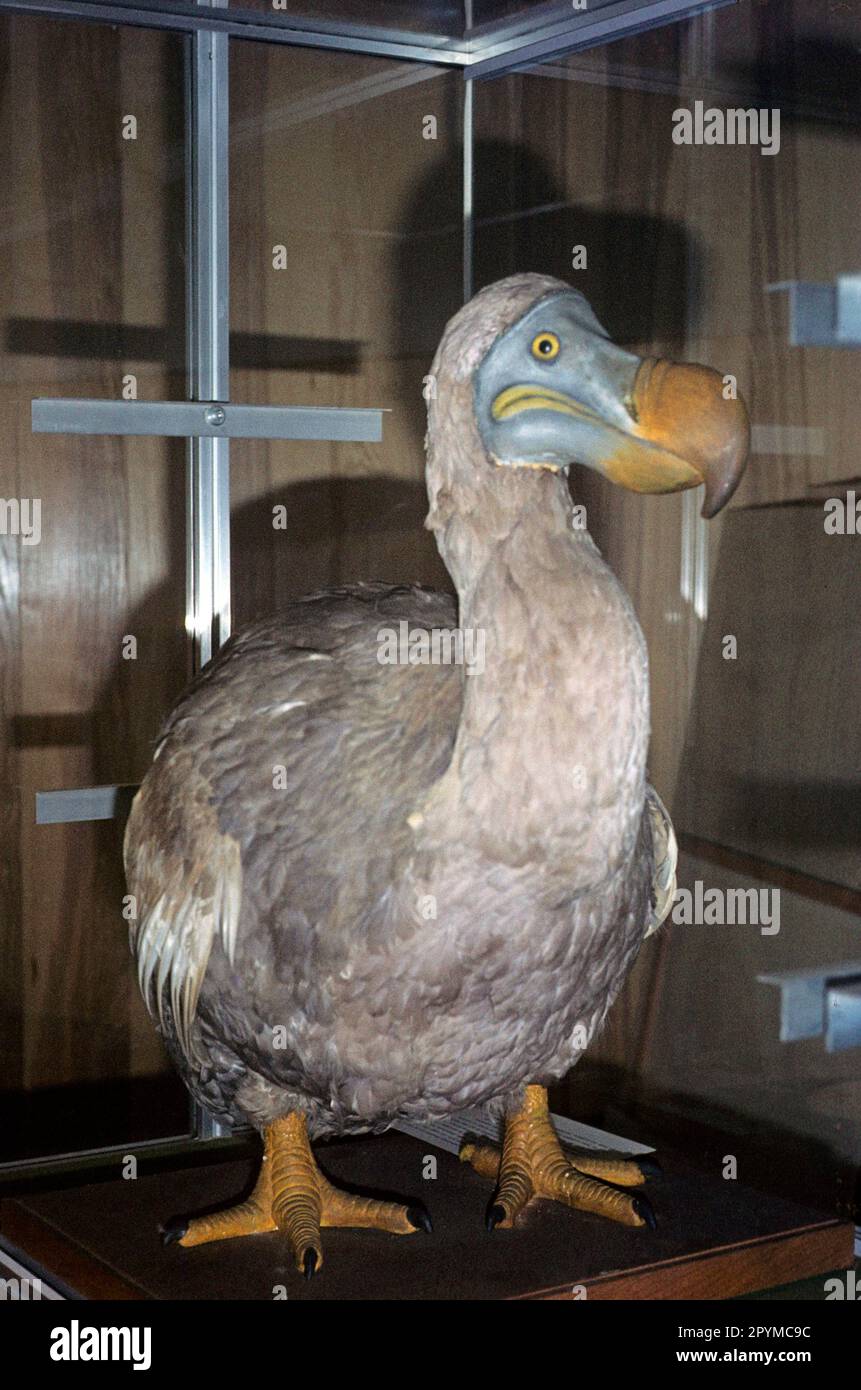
124, 273, 678, 1143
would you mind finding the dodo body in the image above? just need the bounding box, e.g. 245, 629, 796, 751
124, 273, 747, 1269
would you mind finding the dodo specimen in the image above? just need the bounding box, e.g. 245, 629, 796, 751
124, 274, 749, 1277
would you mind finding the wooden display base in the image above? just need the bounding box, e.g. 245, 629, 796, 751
0, 1132, 853, 1300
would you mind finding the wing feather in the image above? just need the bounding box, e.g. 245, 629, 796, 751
644, 783, 677, 938
124, 749, 241, 1063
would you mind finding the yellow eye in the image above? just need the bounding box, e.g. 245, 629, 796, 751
531, 331, 560, 361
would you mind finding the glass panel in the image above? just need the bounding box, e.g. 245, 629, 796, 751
471, 0, 583, 27
228, 0, 466, 39
229, 42, 462, 623
490, 0, 861, 1221
468, 0, 661, 37
0, 15, 191, 1163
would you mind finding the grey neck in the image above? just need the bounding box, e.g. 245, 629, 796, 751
422, 457, 648, 879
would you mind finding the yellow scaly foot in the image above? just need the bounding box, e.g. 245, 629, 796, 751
162, 1111, 431, 1277
460, 1084, 658, 1231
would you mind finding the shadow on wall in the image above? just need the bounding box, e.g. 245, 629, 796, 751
390, 136, 697, 553
390, 134, 695, 417
224, 138, 698, 624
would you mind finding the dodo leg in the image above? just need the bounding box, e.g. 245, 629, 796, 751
268, 1113, 427, 1276
460, 1084, 657, 1231
164, 1111, 429, 1276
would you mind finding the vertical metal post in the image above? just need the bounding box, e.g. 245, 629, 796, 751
679, 10, 710, 631
186, 0, 231, 1138
462, 0, 474, 302
186, 0, 231, 676
462, 77, 474, 302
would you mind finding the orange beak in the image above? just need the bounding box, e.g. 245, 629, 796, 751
603, 358, 750, 518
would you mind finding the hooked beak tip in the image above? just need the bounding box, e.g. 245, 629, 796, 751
696, 406, 750, 519
632, 358, 750, 518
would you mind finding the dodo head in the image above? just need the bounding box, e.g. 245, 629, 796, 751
427, 273, 749, 526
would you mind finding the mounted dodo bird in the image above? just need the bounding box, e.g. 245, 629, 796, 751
125, 273, 749, 1277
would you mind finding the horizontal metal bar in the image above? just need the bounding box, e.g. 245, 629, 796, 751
35, 785, 138, 825
32, 398, 384, 442
0, 0, 471, 65
466, 0, 733, 80
836, 275, 861, 344
0, 1244, 66, 1299
0, 1131, 252, 1183
758, 962, 861, 1044
464, 0, 639, 48
0, 0, 737, 73
768, 278, 861, 348
825, 979, 861, 1053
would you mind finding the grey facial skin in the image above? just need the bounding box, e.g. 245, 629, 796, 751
473, 290, 643, 472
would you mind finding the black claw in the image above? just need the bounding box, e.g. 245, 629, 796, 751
302, 1248, 318, 1281
633, 1195, 657, 1231
406, 1204, 433, 1235
638, 1157, 662, 1180
160, 1219, 188, 1247
486, 1202, 506, 1232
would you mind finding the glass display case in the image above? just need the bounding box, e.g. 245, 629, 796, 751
0, 0, 858, 1306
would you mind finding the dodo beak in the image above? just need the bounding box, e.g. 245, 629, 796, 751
613, 357, 750, 518
490, 358, 749, 519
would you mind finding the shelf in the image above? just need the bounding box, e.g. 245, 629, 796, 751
0, 1131, 852, 1300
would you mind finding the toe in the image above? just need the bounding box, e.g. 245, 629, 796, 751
486, 1201, 508, 1232
160, 1218, 188, 1247
460, 1139, 503, 1182
638, 1156, 662, 1181
406, 1203, 433, 1234
632, 1194, 658, 1230
562, 1151, 657, 1187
